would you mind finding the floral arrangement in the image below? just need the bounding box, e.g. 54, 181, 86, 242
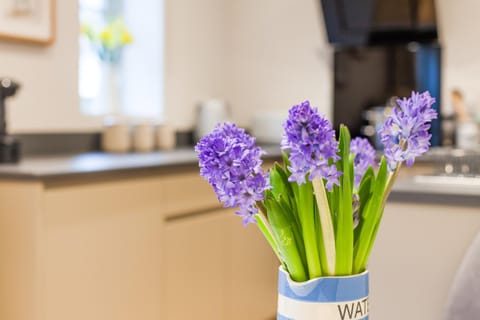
195, 91, 437, 281
81, 18, 133, 64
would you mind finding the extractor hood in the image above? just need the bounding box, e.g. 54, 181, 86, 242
320, 0, 438, 46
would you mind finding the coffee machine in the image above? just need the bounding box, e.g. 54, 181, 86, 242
0, 78, 20, 163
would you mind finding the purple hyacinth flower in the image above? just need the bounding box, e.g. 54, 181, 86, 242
378, 91, 438, 170
350, 137, 376, 188
281, 101, 341, 190
195, 122, 270, 225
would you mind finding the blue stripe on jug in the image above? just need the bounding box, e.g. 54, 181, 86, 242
277, 294, 369, 320
277, 313, 368, 320
277, 268, 369, 303
278, 312, 368, 320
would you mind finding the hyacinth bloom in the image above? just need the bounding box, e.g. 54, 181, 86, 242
195, 123, 269, 225
379, 91, 438, 170
281, 101, 340, 277
195, 92, 436, 281
281, 101, 341, 190
350, 137, 376, 188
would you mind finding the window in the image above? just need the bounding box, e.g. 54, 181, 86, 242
78, 0, 164, 119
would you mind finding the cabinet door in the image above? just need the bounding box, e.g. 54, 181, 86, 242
227, 214, 278, 320
163, 209, 230, 320
163, 209, 279, 320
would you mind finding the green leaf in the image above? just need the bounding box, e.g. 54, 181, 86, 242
335, 125, 354, 275
278, 195, 307, 270
270, 164, 290, 202
254, 213, 283, 265
270, 164, 302, 235
354, 170, 374, 247
353, 157, 389, 273
272, 164, 295, 206
326, 184, 339, 231
359, 166, 375, 218
264, 197, 308, 281
373, 157, 389, 204
296, 181, 322, 279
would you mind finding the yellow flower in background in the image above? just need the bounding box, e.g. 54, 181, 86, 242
121, 28, 133, 45
80, 18, 133, 64
99, 27, 114, 48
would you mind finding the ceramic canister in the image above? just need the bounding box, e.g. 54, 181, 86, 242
277, 267, 369, 320
133, 123, 155, 152
156, 124, 176, 150
102, 123, 131, 153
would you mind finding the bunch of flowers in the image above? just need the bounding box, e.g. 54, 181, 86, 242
81, 18, 133, 64
195, 91, 437, 281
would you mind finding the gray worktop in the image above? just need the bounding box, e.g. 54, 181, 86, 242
0, 146, 478, 205
390, 175, 480, 206
0, 146, 470, 180
0, 145, 283, 180
0, 149, 198, 179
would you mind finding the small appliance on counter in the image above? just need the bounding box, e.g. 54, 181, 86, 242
194, 99, 231, 141
250, 110, 287, 144
0, 78, 20, 163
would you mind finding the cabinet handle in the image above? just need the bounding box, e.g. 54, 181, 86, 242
164, 206, 226, 222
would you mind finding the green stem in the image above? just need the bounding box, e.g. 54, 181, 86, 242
312, 178, 336, 275
381, 162, 402, 209
380, 139, 405, 208
255, 203, 282, 264
297, 182, 322, 278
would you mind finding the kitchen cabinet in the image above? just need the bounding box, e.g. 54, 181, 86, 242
227, 212, 278, 320
163, 209, 229, 320
368, 202, 480, 320
0, 168, 278, 320
164, 208, 278, 320
2, 151, 473, 320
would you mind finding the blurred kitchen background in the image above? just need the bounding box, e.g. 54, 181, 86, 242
0, 0, 479, 147
0, 1, 479, 320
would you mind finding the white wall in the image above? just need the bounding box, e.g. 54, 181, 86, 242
437, 0, 480, 116
0, 1, 101, 133
164, 0, 332, 130
1, 0, 230, 133
163, 0, 229, 130
227, 0, 333, 127
0, 0, 330, 133
1, 0, 479, 133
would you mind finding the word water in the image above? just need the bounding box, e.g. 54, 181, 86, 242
337, 298, 368, 320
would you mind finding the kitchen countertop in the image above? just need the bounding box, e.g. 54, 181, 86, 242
0, 149, 201, 179
0, 146, 478, 205
0, 145, 283, 180
0, 145, 474, 180
389, 175, 480, 206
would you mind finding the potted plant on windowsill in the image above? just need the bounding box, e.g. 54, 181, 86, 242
195, 92, 437, 320
81, 18, 133, 116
